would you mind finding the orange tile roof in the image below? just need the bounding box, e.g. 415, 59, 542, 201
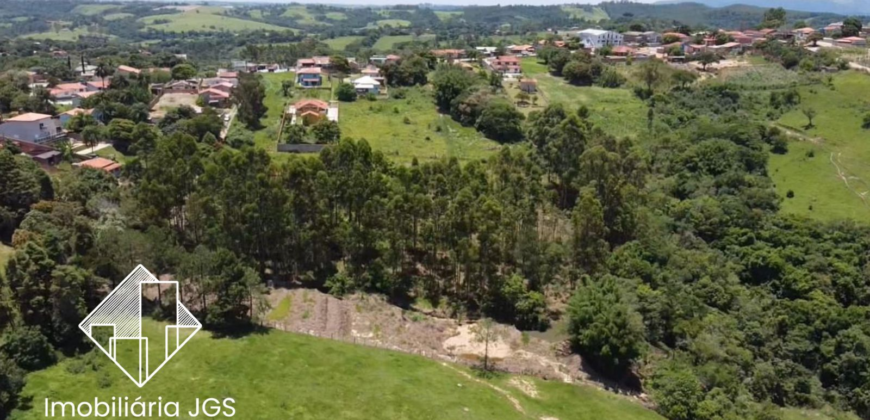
80, 157, 117, 170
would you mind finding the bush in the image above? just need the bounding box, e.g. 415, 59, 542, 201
862, 112, 870, 129
0, 326, 56, 371
786, 190, 794, 198
0, 355, 25, 414
597, 68, 626, 88
335, 83, 357, 102
325, 273, 354, 297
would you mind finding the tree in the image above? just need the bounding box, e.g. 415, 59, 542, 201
476, 100, 524, 142
488, 71, 503, 91
807, 32, 824, 47
335, 82, 357, 102
0, 354, 25, 414
431, 64, 477, 111
672, 69, 698, 88
107, 118, 136, 152
842, 17, 863, 37
94, 62, 111, 91
760, 7, 786, 29
696, 51, 720, 71
281, 79, 295, 97
563, 61, 593, 85
792, 20, 808, 29
0, 326, 55, 371
649, 361, 705, 420
310, 120, 341, 144
470, 318, 501, 372
232, 73, 267, 129
571, 189, 609, 275
567, 276, 645, 377
802, 107, 817, 128
171, 63, 197, 80
66, 112, 97, 134
283, 124, 307, 144
638, 59, 664, 92
329, 55, 351, 74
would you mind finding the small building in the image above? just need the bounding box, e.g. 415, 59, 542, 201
475, 46, 497, 57
58, 108, 93, 127
837, 36, 867, 47
519, 78, 537, 93
611, 45, 634, 56
198, 88, 231, 108
352, 76, 380, 95
87, 79, 109, 91
792, 27, 816, 43
575, 29, 623, 48
432, 49, 466, 60
361, 65, 382, 79
116, 65, 141, 76
78, 157, 122, 177
508, 45, 535, 56
296, 67, 323, 88
286, 99, 338, 125
296, 58, 317, 69
0, 113, 65, 144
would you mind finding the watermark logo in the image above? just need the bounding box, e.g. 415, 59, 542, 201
79, 265, 201, 387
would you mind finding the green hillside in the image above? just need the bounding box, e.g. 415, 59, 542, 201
11, 320, 664, 420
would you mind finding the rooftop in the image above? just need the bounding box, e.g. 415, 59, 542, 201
6, 112, 52, 122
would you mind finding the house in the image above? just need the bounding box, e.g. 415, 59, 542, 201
296, 67, 323, 88
352, 76, 381, 95
77, 157, 122, 177
623, 31, 660, 45
611, 45, 635, 56
50, 82, 92, 106
575, 29, 624, 48
370, 55, 400, 66
87, 79, 109, 91
198, 88, 231, 107
217, 70, 238, 79
0, 113, 65, 144
837, 36, 867, 47
792, 27, 816, 43
116, 65, 141, 76
508, 45, 535, 56
487, 56, 521, 76
164, 79, 199, 92
296, 58, 318, 70
286, 99, 337, 125
432, 49, 466, 60
312, 56, 332, 68
58, 108, 93, 127
824, 22, 843, 35
475, 46, 498, 57
662, 32, 691, 44
2, 139, 62, 167
361, 65, 382, 79
519, 78, 537, 93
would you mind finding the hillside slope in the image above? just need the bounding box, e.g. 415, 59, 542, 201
11, 320, 664, 420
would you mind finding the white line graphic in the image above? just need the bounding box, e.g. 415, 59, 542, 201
79, 265, 201, 387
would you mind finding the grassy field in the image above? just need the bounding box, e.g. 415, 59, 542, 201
324, 36, 363, 51
561, 5, 609, 21
11, 319, 665, 420
338, 87, 500, 164
281, 5, 330, 26
520, 57, 647, 140
103, 12, 133, 20
373, 34, 435, 51
140, 7, 293, 33
369, 19, 411, 28
72, 4, 120, 15
770, 71, 870, 222
325, 11, 347, 20
435, 11, 463, 21
22, 27, 100, 41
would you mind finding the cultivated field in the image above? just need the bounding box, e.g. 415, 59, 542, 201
139, 7, 293, 33
338, 87, 500, 164
10, 319, 666, 420
520, 57, 647, 139
770, 71, 870, 222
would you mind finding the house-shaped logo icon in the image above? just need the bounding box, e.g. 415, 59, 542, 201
79, 265, 201, 387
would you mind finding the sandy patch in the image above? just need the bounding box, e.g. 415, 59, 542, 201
509, 377, 539, 398
443, 324, 512, 360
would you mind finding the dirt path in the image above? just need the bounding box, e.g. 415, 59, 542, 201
772, 122, 823, 144
441, 362, 528, 415
830, 152, 870, 208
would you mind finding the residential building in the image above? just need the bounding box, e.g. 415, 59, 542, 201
296, 67, 323, 88
623, 31, 661, 45
58, 108, 93, 127
508, 45, 535, 56
78, 157, 122, 177
575, 29, 623, 48
116, 65, 141, 76
792, 27, 816, 43
432, 49, 466, 60
0, 113, 65, 144
519, 78, 537, 93
487, 55, 521, 76
352, 76, 380, 95
837, 36, 867, 47
199, 88, 231, 107
286, 99, 337, 125
475, 47, 497, 57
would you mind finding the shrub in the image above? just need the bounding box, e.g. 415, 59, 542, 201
786, 190, 794, 198
862, 112, 870, 129
0, 326, 56, 371
335, 83, 357, 102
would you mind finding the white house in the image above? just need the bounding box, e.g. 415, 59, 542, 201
0, 113, 65, 144
352, 76, 381, 95
576, 29, 624, 49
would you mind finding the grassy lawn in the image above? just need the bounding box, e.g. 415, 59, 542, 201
72, 4, 120, 15
94, 145, 129, 164
561, 5, 609, 21
370, 19, 411, 28
338, 87, 500, 165
325, 11, 347, 20
520, 57, 647, 140
11, 319, 665, 420
373, 34, 435, 51
771, 71, 870, 222
103, 13, 133, 20
324, 36, 363, 51
140, 8, 293, 33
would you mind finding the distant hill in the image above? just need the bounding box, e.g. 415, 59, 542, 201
601, 1, 853, 30
656, 0, 870, 16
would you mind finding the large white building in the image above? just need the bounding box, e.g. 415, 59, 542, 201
575, 29, 624, 49
0, 113, 65, 144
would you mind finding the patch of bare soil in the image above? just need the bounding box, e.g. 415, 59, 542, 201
509, 377, 539, 398
264, 288, 586, 384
